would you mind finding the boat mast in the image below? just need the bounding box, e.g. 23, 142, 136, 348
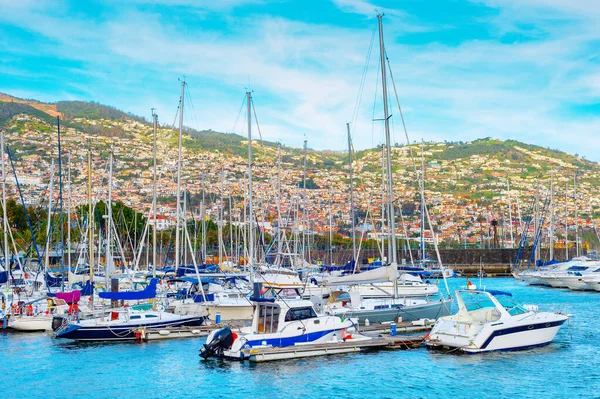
1, 130, 8, 286
380, 144, 385, 260
218, 167, 224, 269
200, 170, 206, 265
534, 185, 539, 264
57, 116, 64, 289
420, 140, 425, 264
276, 144, 282, 265
105, 149, 113, 288
377, 14, 397, 267
175, 80, 185, 273
507, 178, 514, 249
44, 160, 55, 274
247, 90, 255, 271
87, 147, 94, 302
565, 180, 569, 261
347, 122, 356, 264
152, 109, 158, 278
574, 171, 579, 257
302, 139, 307, 265
549, 173, 554, 260
67, 152, 71, 272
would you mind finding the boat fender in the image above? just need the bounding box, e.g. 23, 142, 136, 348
365, 319, 370, 326
158, 330, 170, 336
191, 329, 200, 334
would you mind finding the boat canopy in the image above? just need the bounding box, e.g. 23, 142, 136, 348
327, 265, 397, 286
99, 278, 158, 300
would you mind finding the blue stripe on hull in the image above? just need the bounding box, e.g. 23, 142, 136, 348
479, 319, 566, 350
56, 317, 206, 341
466, 341, 553, 354
244, 328, 341, 348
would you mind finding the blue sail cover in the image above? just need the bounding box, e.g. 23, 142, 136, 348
80, 280, 94, 296
0, 271, 7, 284
99, 278, 158, 300
45, 273, 63, 288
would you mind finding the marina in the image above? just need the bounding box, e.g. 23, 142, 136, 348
0, 277, 596, 398
1, 1, 600, 398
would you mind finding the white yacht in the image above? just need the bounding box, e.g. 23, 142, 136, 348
426, 290, 569, 353
200, 297, 365, 360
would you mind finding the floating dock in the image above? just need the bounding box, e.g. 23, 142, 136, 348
240, 336, 425, 363
138, 325, 216, 341
359, 320, 435, 335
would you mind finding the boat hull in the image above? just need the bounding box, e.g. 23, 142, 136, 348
428, 317, 567, 353
336, 299, 451, 325
9, 316, 53, 331
55, 316, 207, 341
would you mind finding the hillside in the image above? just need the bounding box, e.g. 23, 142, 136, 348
1, 92, 598, 251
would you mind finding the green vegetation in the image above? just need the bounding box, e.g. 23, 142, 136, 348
57, 101, 146, 123
0, 102, 55, 128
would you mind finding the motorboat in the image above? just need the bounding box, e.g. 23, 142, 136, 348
323, 291, 451, 325
346, 273, 439, 299
53, 307, 208, 341
322, 265, 452, 325
426, 290, 569, 353
200, 296, 364, 360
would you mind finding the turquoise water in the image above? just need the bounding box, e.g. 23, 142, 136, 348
2, 278, 599, 399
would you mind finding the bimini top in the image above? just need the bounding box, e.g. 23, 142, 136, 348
99, 278, 158, 300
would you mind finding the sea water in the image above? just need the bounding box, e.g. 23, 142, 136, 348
1, 278, 599, 399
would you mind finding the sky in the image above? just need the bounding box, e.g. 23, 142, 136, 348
1, 0, 600, 159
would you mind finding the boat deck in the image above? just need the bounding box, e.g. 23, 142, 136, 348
241, 335, 425, 362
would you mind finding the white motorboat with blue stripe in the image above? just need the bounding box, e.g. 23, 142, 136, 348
200, 296, 366, 360
426, 289, 568, 353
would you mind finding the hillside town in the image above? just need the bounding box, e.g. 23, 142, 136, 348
4, 105, 599, 257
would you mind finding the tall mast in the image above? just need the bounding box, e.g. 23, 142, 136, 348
44, 161, 55, 273
276, 144, 282, 265
175, 80, 185, 273
381, 144, 386, 260
57, 116, 64, 289
87, 147, 94, 301
67, 152, 71, 272
1, 130, 8, 284
152, 109, 158, 278
201, 170, 206, 264
218, 168, 224, 269
105, 149, 113, 288
534, 186, 540, 263
420, 141, 425, 263
377, 14, 397, 266
302, 139, 307, 264
347, 123, 356, 263
565, 180, 569, 261
507, 178, 514, 249
574, 171, 579, 257
549, 173, 554, 260
247, 91, 254, 270
329, 190, 333, 265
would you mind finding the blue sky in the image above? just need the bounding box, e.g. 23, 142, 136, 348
1, 0, 600, 159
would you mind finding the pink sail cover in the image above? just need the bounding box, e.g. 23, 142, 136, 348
54, 290, 81, 303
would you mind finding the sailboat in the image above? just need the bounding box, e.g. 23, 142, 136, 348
53, 278, 208, 341
321, 14, 451, 325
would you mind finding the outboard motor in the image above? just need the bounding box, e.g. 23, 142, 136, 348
51, 316, 67, 332
199, 327, 234, 359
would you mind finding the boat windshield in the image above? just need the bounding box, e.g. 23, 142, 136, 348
459, 292, 497, 312
498, 299, 529, 316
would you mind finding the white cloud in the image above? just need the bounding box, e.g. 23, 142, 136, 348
2, 0, 600, 161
